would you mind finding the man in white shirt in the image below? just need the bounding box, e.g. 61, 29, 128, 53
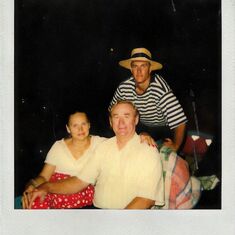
28, 100, 164, 209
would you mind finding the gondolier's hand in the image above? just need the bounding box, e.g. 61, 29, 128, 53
28, 186, 48, 209
140, 132, 157, 147
163, 138, 178, 152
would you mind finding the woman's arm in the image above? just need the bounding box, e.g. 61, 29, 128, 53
25, 163, 56, 188
22, 163, 56, 209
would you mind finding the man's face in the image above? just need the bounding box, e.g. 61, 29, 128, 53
130, 61, 151, 84
110, 103, 139, 139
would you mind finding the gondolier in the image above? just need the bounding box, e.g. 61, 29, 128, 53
109, 47, 187, 151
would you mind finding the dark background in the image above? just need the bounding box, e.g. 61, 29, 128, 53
15, 0, 221, 208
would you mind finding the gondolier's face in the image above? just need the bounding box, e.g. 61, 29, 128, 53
131, 61, 151, 84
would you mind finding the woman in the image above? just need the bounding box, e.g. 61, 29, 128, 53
22, 111, 105, 209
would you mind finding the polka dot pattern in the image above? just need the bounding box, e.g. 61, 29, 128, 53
31, 172, 94, 209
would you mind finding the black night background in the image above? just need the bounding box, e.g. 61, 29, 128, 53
14, 0, 221, 208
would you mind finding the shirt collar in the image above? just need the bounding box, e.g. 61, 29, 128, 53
114, 132, 139, 150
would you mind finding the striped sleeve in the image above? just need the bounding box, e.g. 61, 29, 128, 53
156, 75, 171, 92
109, 78, 135, 111
109, 86, 124, 110
158, 91, 187, 129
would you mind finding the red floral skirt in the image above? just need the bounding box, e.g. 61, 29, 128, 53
31, 172, 94, 209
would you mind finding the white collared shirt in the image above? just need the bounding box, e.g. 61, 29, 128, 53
78, 133, 164, 209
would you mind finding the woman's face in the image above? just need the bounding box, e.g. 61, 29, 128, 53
66, 112, 90, 141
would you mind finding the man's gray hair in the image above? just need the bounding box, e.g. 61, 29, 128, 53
109, 100, 139, 117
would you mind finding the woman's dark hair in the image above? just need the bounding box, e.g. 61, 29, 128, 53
66, 111, 90, 125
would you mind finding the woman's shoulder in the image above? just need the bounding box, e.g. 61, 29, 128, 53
49, 138, 66, 150
91, 135, 113, 147
91, 135, 106, 140
97, 136, 115, 149
90, 135, 107, 146
46, 139, 66, 157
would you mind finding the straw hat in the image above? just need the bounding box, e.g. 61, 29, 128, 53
119, 48, 163, 70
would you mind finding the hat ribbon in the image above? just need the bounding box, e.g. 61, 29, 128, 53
131, 53, 151, 60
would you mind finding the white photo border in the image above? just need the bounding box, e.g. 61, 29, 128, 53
1, 0, 235, 234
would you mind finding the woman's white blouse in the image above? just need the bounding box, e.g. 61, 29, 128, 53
44, 136, 106, 176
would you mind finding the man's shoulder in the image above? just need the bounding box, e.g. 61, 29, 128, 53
151, 74, 171, 92
134, 136, 160, 158
138, 142, 159, 156
135, 143, 161, 169
119, 77, 135, 87
152, 73, 166, 81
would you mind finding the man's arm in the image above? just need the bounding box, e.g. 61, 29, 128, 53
28, 176, 89, 208
164, 123, 186, 151
125, 197, 155, 209
40, 176, 89, 194
173, 122, 186, 150
124, 145, 165, 209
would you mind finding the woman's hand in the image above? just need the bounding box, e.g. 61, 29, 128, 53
28, 188, 48, 209
139, 132, 157, 147
22, 185, 35, 209
22, 182, 48, 209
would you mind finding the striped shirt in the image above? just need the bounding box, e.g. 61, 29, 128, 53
109, 74, 187, 129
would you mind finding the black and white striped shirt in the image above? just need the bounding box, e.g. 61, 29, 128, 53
109, 74, 187, 129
